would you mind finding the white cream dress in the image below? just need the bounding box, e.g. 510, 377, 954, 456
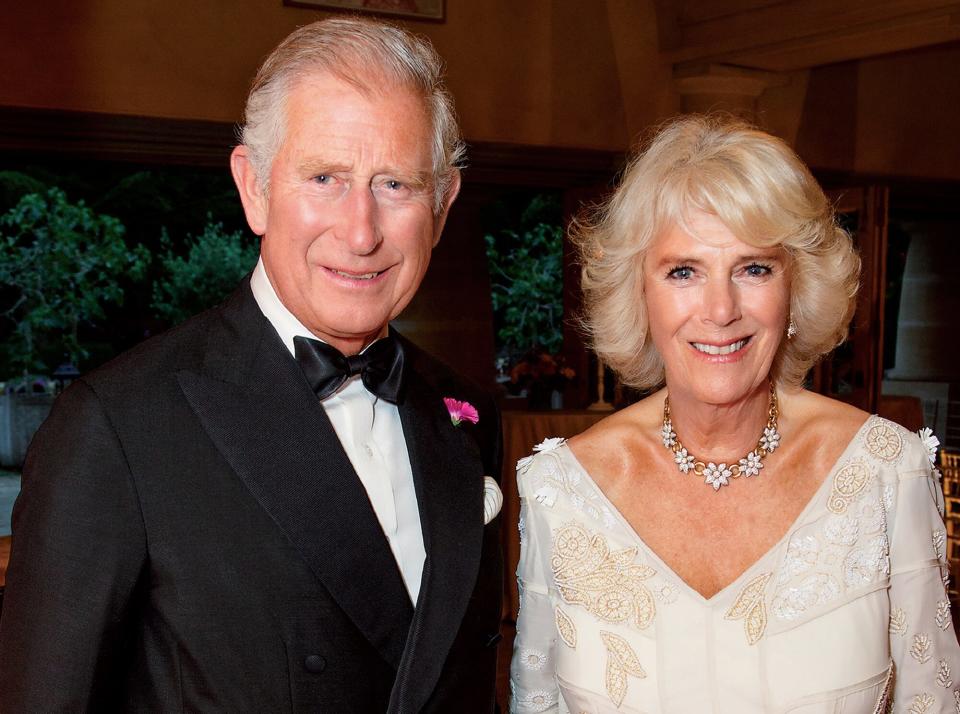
510, 416, 960, 713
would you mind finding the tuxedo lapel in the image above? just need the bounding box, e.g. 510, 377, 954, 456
176, 285, 413, 670
389, 363, 486, 713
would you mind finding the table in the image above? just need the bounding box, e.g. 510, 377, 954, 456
500, 409, 608, 620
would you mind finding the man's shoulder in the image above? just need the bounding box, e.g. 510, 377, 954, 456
82, 283, 252, 395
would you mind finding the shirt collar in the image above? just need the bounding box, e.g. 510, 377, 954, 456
249, 257, 316, 358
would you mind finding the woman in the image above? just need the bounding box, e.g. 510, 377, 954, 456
510, 115, 959, 713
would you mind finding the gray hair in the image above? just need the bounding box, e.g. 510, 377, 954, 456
238, 16, 464, 212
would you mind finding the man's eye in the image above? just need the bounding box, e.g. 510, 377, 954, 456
385, 180, 404, 191
667, 266, 694, 280
313, 175, 332, 185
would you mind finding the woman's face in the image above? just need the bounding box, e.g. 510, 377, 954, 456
643, 210, 790, 408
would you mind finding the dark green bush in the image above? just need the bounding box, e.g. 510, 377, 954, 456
151, 219, 259, 325
0, 188, 149, 373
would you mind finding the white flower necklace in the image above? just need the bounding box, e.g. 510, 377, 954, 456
661, 385, 781, 491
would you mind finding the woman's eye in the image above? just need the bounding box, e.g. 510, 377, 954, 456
386, 180, 403, 191
744, 263, 773, 277
667, 266, 694, 280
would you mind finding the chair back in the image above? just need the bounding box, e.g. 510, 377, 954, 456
940, 450, 960, 606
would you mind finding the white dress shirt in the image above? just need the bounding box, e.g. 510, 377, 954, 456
250, 259, 425, 603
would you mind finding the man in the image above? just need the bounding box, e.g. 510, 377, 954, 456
0, 18, 503, 712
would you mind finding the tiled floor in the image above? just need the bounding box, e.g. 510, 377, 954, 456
0, 472, 20, 537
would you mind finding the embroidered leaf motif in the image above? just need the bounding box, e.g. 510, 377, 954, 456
937, 659, 954, 688
744, 601, 768, 646
605, 657, 628, 708
908, 692, 935, 714
600, 631, 646, 677
934, 530, 947, 562
937, 600, 952, 631
600, 631, 646, 708
551, 524, 657, 630
725, 572, 772, 645
555, 607, 577, 648
726, 573, 771, 618
890, 607, 908, 636
911, 633, 933, 664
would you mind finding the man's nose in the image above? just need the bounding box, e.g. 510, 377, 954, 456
339, 186, 382, 255
703, 277, 741, 327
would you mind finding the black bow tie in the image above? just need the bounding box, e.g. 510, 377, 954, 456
293, 334, 405, 403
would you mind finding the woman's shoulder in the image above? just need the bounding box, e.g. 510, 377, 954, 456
515, 437, 575, 496
568, 391, 663, 457
786, 389, 936, 475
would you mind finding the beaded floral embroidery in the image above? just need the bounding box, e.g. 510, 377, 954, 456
865, 421, 903, 462
772, 573, 841, 621
828, 460, 873, 515
522, 444, 616, 528
517, 688, 556, 712
551, 523, 656, 630
518, 647, 547, 671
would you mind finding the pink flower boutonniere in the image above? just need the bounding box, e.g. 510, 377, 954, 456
444, 397, 479, 427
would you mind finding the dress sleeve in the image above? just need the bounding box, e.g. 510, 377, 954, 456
511, 455, 562, 713
888, 435, 960, 712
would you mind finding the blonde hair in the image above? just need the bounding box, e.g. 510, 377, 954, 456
239, 16, 464, 211
575, 114, 860, 390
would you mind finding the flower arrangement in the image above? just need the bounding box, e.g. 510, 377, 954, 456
507, 348, 576, 409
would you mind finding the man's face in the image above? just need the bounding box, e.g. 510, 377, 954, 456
233, 71, 458, 354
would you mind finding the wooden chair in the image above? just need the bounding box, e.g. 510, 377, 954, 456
940, 450, 960, 610
0, 535, 10, 619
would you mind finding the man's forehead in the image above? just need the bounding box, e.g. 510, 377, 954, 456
291, 65, 423, 106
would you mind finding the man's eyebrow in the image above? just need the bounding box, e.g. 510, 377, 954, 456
296, 159, 351, 178
390, 169, 433, 190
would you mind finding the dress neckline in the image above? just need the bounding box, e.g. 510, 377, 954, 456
557, 414, 877, 605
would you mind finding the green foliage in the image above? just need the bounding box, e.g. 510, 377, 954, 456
151, 219, 259, 325
484, 194, 564, 357
0, 188, 149, 374
0, 171, 48, 210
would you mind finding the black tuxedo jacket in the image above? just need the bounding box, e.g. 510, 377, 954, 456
0, 279, 503, 713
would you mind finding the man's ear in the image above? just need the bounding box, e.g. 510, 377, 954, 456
431, 170, 461, 247
230, 145, 268, 236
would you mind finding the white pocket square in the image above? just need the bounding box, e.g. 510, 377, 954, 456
483, 476, 503, 525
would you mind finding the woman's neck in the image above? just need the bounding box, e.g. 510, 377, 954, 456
664, 381, 774, 462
